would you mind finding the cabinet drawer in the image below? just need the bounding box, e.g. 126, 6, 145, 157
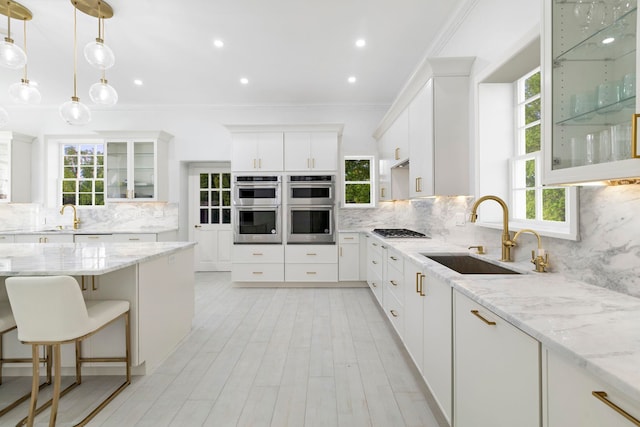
112, 233, 157, 242
233, 244, 284, 263
386, 262, 404, 303
232, 263, 284, 282
368, 251, 383, 278
285, 245, 337, 263
74, 234, 113, 242
383, 286, 403, 336
367, 269, 383, 304
387, 247, 404, 273
285, 263, 338, 282
369, 238, 383, 255
339, 232, 360, 244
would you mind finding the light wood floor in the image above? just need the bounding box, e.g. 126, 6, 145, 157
0, 273, 443, 426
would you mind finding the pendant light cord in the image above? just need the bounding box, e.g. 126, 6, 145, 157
73, 2, 78, 99
22, 17, 27, 80
6, 1, 11, 41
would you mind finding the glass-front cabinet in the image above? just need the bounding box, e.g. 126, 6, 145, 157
104, 132, 171, 201
543, 0, 639, 184
0, 132, 34, 203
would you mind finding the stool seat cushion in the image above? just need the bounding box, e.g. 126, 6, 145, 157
0, 301, 16, 334
5, 276, 130, 343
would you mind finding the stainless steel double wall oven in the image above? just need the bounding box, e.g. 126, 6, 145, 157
286, 175, 335, 244
233, 175, 282, 243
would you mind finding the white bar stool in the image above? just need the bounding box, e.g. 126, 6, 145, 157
0, 301, 52, 418
5, 275, 131, 427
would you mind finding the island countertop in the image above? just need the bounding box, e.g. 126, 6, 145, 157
0, 241, 196, 276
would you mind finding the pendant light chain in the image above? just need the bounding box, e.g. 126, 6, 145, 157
22, 17, 27, 80
72, 2, 78, 100
6, 1, 11, 41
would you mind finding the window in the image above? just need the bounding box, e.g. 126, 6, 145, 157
343, 156, 374, 207
199, 172, 231, 224
510, 68, 574, 235
61, 143, 105, 206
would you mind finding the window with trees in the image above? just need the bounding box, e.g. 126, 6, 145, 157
61, 143, 105, 206
344, 156, 374, 207
510, 68, 571, 230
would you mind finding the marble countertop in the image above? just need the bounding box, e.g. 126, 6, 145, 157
0, 227, 178, 235
362, 231, 640, 403
0, 242, 196, 276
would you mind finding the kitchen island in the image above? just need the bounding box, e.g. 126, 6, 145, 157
0, 241, 196, 375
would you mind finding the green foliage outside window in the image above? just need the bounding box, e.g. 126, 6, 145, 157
344, 158, 372, 205
61, 143, 105, 206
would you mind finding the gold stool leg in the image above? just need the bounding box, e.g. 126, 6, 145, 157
26, 345, 40, 427
48, 344, 61, 427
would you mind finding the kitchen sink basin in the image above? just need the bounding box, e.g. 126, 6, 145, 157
421, 254, 521, 275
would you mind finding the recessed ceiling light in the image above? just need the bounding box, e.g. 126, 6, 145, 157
602, 37, 615, 44
355, 39, 366, 48
348, 76, 357, 84
240, 77, 249, 85
133, 79, 143, 86
213, 39, 224, 48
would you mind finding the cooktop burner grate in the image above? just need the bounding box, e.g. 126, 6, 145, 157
372, 228, 429, 238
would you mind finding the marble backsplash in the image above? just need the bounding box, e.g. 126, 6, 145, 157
0, 202, 179, 231
338, 185, 640, 298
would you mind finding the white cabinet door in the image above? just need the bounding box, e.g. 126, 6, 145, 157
454, 291, 540, 427
422, 271, 452, 423
14, 234, 74, 243
0, 132, 33, 203
389, 109, 409, 163
231, 132, 284, 172
338, 233, 360, 281
409, 80, 434, 198
284, 132, 338, 171
403, 259, 424, 374
544, 346, 640, 427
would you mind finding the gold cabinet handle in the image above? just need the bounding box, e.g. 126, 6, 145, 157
416, 177, 423, 192
92, 276, 97, 291
390, 256, 398, 261
419, 273, 425, 296
344, 237, 354, 240
592, 392, 640, 426
471, 309, 496, 325
128, 238, 140, 241
394, 147, 400, 160
381, 188, 385, 198
390, 280, 398, 286
194, 224, 202, 228
372, 243, 378, 247
371, 282, 377, 288
306, 271, 317, 275
81, 276, 87, 291
415, 272, 421, 293
252, 271, 263, 275
371, 260, 378, 265
381, 245, 387, 249
306, 253, 317, 256
390, 309, 399, 318
252, 252, 263, 256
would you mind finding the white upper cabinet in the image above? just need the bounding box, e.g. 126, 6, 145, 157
105, 132, 171, 201
0, 132, 34, 203
231, 132, 284, 172
542, 1, 639, 184
284, 131, 338, 171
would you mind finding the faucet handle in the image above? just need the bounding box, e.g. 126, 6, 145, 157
468, 245, 485, 255
530, 250, 549, 273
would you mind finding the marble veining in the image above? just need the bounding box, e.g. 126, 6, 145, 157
0, 242, 195, 276
370, 232, 640, 404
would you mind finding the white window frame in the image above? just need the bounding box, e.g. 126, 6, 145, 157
59, 140, 107, 208
343, 155, 375, 208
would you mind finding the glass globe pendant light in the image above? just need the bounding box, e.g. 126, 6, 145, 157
0, 1, 28, 69
89, 71, 118, 105
60, 3, 91, 125
9, 18, 40, 104
84, 4, 114, 69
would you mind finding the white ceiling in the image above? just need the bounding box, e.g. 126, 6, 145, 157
0, 0, 465, 107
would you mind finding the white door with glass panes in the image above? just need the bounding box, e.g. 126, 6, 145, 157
189, 167, 232, 271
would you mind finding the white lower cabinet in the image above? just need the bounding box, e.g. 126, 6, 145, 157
544, 346, 640, 427
232, 244, 284, 282
338, 232, 360, 281
422, 271, 452, 423
14, 234, 74, 243
403, 259, 424, 372
285, 244, 337, 282
453, 291, 540, 427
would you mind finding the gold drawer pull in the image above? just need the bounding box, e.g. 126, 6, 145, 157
252, 271, 263, 275
471, 310, 496, 326
88, 236, 100, 239
306, 271, 317, 275
381, 245, 387, 249
415, 272, 421, 293
390, 280, 398, 286
419, 273, 425, 296
306, 253, 317, 256
390, 256, 398, 261
372, 243, 378, 247
371, 282, 377, 288
91, 276, 97, 291
390, 310, 399, 318
592, 391, 640, 426
344, 237, 354, 240
372, 260, 378, 265
252, 252, 263, 256
128, 238, 140, 241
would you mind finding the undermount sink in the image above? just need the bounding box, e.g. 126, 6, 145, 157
422, 254, 521, 275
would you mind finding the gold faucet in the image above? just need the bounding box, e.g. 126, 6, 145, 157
60, 204, 81, 230
512, 228, 550, 273
469, 195, 514, 262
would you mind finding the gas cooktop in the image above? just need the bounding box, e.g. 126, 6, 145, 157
372, 228, 429, 238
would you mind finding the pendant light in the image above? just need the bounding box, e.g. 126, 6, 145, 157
84, 9, 114, 70
60, 3, 91, 125
88, 17, 117, 105
9, 18, 40, 104
0, 1, 28, 69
